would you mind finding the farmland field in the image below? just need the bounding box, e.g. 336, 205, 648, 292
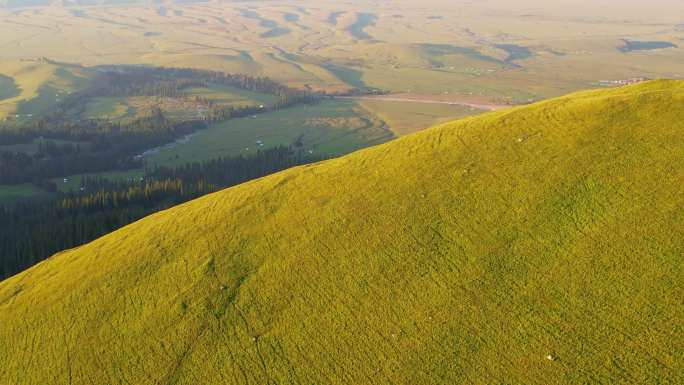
20, 98, 399, 195
82, 97, 132, 120
78, 83, 280, 121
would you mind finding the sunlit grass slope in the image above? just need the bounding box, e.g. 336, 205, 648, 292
0, 60, 92, 119
1, 81, 682, 384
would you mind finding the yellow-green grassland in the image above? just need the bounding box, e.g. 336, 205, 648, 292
1, 80, 682, 384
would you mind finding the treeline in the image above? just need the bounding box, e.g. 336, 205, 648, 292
0, 66, 321, 185
0, 146, 323, 279
94, 66, 318, 110
0, 109, 207, 184
0, 150, 140, 188
0, 106, 202, 145
98, 66, 288, 97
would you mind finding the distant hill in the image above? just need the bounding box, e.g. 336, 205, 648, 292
0, 0, 212, 6
0, 59, 93, 119
0, 80, 682, 384
0, 0, 147, 7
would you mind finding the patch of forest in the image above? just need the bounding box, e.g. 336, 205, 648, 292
0, 146, 322, 279
0, 66, 320, 186
0, 66, 379, 279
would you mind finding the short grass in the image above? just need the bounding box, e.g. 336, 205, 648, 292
145, 99, 393, 166
0, 81, 682, 384
81, 86, 277, 121
357, 65, 538, 100
184, 84, 279, 106
358, 99, 484, 136
82, 96, 132, 120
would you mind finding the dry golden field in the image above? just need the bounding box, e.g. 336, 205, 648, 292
1, 0, 682, 119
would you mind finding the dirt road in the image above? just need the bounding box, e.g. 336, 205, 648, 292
337, 95, 514, 111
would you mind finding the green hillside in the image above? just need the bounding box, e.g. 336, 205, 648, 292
1, 80, 682, 384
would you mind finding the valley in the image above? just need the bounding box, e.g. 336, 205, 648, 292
0, 2, 682, 383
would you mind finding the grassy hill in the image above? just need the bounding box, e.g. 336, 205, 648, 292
0, 60, 92, 119
0, 80, 682, 384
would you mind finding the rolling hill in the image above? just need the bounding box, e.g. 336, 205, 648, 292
0, 80, 682, 384
3, 1, 684, 101
0, 59, 92, 119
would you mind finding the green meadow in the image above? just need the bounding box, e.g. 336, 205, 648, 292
145, 99, 393, 166
0, 81, 681, 384
81, 85, 279, 122
0, 1, 683, 379
0, 0, 684, 385
185, 84, 279, 106
31, 99, 396, 195
82, 96, 133, 120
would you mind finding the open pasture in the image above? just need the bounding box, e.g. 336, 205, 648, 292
145, 99, 392, 166
184, 84, 278, 106
358, 99, 485, 136
82, 96, 133, 120
70, 80, 281, 121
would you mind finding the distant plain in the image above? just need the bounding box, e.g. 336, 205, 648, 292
1, 0, 682, 119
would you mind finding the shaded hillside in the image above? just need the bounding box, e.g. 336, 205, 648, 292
0, 81, 682, 384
